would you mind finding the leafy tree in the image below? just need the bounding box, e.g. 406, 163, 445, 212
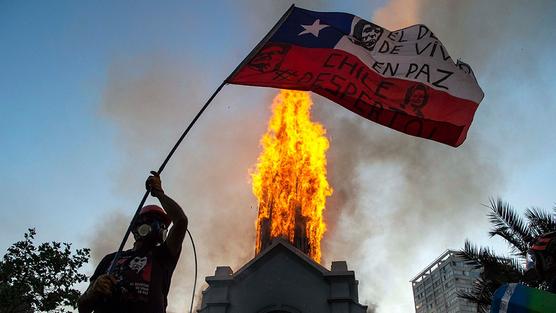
457, 198, 556, 313
0, 228, 90, 313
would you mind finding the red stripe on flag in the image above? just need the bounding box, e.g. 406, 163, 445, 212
229, 43, 479, 147
532, 244, 547, 251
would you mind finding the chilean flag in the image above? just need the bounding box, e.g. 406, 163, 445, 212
227, 7, 484, 147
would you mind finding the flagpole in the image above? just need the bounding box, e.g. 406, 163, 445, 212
107, 3, 296, 274
224, 3, 296, 82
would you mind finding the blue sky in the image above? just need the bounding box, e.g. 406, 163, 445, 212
1, 1, 555, 312
0, 0, 245, 242
0, 0, 387, 246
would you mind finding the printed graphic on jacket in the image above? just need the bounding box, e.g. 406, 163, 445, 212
112, 252, 153, 301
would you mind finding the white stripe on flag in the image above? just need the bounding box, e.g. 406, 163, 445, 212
335, 21, 484, 103
499, 283, 518, 313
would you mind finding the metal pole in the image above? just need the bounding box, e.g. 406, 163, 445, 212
106, 83, 224, 274
107, 4, 296, 274
224, 3, 296, 83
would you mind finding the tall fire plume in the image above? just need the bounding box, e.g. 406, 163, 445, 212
251, 90, 332, 262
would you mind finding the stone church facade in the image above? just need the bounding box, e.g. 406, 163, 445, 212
198, 239, 367, 313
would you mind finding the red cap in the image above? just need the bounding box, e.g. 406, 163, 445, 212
139, 205, 171, 226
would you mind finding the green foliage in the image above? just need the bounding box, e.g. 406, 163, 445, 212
457, 198, 556, 313
487, 198, 535, 257
0, 228, 90, 313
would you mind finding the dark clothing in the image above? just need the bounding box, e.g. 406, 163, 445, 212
90, 243, 180, 313
550, 277, 556, 293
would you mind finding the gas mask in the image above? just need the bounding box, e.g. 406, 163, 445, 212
132, 217, 168, 244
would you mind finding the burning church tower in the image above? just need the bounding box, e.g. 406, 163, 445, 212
198, 91, 368, 313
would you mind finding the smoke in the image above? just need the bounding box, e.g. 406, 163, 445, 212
315, 0, 555, 312
374, 0, 556, 150
366, 303, 378, 313
315, 99, 500, 312
88, 210, 131, 263
88, 2, 342, 311
90, 53, 275, 311
86, 1, 555, 313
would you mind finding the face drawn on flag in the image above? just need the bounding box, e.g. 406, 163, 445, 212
350, 19, 384, 51
247, 44, 290, 73
401, 83, 430, 118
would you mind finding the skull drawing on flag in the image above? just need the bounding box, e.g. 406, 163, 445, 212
351, 19, 384, 51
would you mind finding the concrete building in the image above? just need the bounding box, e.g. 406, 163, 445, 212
198, 238, 367, 313
410, 250, 482, 313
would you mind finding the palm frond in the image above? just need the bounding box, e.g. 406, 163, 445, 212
488, 227, 528, 257
457, 240, 490, 269
457, 198, 556, 312
458, 240, 529, 313
457, 277, 493, 313
458, 241, 524, 277
487, 198, 534, 255
525, 207, 556, 235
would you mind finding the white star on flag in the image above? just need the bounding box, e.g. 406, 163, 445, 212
298, 19, 329, 37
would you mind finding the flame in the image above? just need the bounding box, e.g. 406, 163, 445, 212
252, 90, 332, 262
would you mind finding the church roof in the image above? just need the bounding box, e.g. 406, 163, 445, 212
236, 238, 329, 278
206, 238, 356, 283
200, 238, 367, 313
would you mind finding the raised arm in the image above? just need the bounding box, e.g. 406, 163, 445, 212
146, 171, 188, 256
